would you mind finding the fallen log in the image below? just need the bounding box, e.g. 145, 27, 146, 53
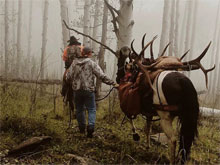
0, 77, 62, 85
7, 136, 52, 156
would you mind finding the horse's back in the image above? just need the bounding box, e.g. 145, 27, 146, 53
153, 71, 197, 106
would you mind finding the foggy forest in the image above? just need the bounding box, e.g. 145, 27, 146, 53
0, 0, 219, 164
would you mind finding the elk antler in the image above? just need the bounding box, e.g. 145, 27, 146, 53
141, 33, 147, 58
150, 37, 155, 61
131, 36, 158, 92
160, 42, 170, 56
182, 42, 215, 88
180, 49, 190, 61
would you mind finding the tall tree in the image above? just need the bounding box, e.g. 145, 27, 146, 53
83, 0, 91, 47
16, 0, 22, 78
105, 0, 134, 50
184, 0, 193, 57
211, 25, 220, 94
174, 0, 179, 57
168, 0, 175, 56
92, 0, 101, 54
27, 0, 33, 77
59, 0, 69, 78
159, 0, 170, 56
96, 0, 108, 99
209, 0, 220, 92
40, 0, 49, 79
4, 0, 9, 79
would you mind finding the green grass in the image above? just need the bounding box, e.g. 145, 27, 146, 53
0, 83, 219, 164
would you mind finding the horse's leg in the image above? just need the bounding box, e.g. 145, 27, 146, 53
129, 119, 140, 141
144, 116, 152, 148
157, 111, 176, 164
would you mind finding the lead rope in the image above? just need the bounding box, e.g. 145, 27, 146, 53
95, 87, 116, 102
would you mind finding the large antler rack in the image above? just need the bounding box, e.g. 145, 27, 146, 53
63, 20, 117, 56
181, 42, 215, 88
131, 36, 158, 92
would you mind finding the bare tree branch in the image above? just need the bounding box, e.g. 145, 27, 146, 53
63, 20, 117, 56
104, 0, 120, 39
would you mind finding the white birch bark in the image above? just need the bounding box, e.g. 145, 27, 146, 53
96, 0, 108, 98
27, 0, 33, 64
174, 0, 179, 57
40, 0, 49, 79
4, 0, 9, 79
83, 0, 91, 47
209, 1, 220, 92
159, 0, 170, 56
184, 0, 193, 59
168, 0, 175, 56
16, 0, 22, 78
92, 0, 101, 53
117, 0, 134, 49
59, 0, 69, 78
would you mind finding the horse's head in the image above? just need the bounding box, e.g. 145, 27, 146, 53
116, 46, 131, 83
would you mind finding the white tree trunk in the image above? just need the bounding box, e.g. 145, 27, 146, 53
4, 0, 9, 79
27, 0, 33, 78
16, 0, 22, 78
184, 0, 193, 57
40, 0, 49, 79
188, 0, 198, 77
179, 3, 187, 56
168, 0, 175, 56
83, 0, 91, 47
59, 0, 69, 78
92, 0, 101, 54
96, 0, 108, 98
209, 0, 220, 92
159, 0, 170, 56
117, 0, 134, 49
174, 0, 179, 57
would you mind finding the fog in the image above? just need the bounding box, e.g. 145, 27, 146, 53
0, 0, 219, 98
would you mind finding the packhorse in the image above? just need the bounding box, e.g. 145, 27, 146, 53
116, 36, 215, 164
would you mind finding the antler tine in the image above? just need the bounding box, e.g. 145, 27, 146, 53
131, 39, 139, 58
141, 33, 147, 58
139, 35, 158, 57
180, 49, 190, 61
160, 42, 171, 56
150, 38, 155, 61
183, 42, 211, 65
198, 63, 215, 88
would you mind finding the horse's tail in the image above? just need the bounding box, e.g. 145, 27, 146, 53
178, 76, 199, 163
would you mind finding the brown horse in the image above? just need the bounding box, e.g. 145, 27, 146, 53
116, 36, 215, 164
62, 69, 74, 127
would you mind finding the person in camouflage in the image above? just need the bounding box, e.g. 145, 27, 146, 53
66, 47, 118, 138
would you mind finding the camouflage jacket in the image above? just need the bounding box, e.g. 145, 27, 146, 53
66, 58, 115, 92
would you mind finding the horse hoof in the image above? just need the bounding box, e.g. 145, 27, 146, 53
133, 133, 140, 141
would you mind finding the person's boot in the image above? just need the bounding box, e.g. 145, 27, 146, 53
87, 125, 94, 138
79, 124, 86, 134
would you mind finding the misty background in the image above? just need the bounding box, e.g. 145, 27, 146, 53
0, 0, 219, 107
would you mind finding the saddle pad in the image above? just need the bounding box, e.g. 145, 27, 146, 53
153, 71, 177, 105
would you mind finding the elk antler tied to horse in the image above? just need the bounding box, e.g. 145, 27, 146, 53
63, 21, 215, 164
116, 35, 215, 164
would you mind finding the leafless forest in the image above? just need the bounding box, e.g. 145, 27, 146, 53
0, 0, 220, 164
0, 0, 219, 109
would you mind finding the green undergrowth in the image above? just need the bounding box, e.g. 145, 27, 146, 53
0, 83, 219, 164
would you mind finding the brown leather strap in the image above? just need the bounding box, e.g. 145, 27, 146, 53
153, 104, 178, 111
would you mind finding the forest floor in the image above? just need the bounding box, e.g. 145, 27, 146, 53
0, 83, 219, 164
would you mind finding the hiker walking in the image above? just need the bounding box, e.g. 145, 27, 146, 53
66, 47, 118, 138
